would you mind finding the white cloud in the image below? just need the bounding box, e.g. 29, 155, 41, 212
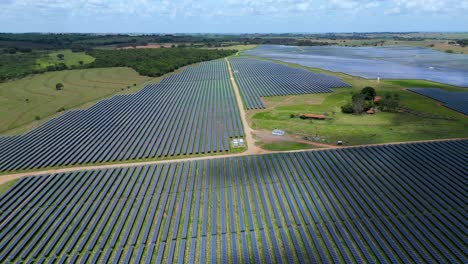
0, 0, 467, 20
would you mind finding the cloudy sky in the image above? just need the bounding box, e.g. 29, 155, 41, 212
1, 0, 467, 33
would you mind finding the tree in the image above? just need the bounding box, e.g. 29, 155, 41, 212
78, 60, 84, 66
56, 83, 64, 90
379, 93, 400, 112
57, 53, 65, 60
361, 86, 376, 100
341, 103, 354, 113
352, 93, 366, 114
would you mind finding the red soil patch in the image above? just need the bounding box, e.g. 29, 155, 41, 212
117, 44, 173, 50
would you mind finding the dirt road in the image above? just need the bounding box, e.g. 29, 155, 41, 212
1, 137, 465, 186
225, 58, 267, 156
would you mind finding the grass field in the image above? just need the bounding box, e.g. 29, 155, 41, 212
0, 67, 153, 134
205, 44, 258, 53
246, 58, 468, 146
256, 141, 318, 151
35, 50, 95, 68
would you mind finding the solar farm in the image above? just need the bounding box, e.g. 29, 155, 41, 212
0, 140, 466, 263
229, 58, 350, 109
0, 59, 243, 172
408, 88, 468, 115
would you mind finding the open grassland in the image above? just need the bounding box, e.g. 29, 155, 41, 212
256, 141, 318, 151
35, 50, 95, 69
247, 58, 468, 146
0, 67, 153, 134
224, 45, 258, 52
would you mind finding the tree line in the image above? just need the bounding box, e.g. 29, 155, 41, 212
87, 48, 236, 77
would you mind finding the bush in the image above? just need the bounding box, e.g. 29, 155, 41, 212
56, 83, 64, 90
379, 93, 400, 112
341, 103, 354, 113
290, 113, 296, 118
352, 93, 366, 114
35, 115, 40, 120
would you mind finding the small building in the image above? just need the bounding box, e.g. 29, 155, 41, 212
374, 96, 382, 103
367, 109, 375, 114
272, 129, 285, 136
300, 114, 327, 120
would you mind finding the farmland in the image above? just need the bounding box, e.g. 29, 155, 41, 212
0, 67, 152, 134
0, 140, 466, 263
230, 58, 350, 109
0, 60, 243, 172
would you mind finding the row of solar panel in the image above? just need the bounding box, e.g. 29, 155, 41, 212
0, 61, 243, 172
229, 58, 351, 109
408, 88, 468, 115
0, 140, 466, 263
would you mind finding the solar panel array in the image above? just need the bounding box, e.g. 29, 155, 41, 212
229, 57, 351, 109
408, 88, 468, 115
1, 140, 466, 263
0, 59, 243, 172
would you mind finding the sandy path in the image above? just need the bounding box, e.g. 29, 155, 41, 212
1, 137, 465, 186
225, 58, 267, 156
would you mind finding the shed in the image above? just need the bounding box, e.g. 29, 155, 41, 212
300, 114, 327, 120
374, 96, 382, 103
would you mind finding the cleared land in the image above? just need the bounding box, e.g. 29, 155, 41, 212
35, 50, 95, 68
244, 58, 468, 146
0, 67, 152, 134
0, 140, 465, 263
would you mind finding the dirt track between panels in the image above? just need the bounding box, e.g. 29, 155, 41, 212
1, 137, 466, 186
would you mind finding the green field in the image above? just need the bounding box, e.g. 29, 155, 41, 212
35, 50, 95, 68
247, 59, 468, 146
256, 141, 318, 151
0, 67, 153, 134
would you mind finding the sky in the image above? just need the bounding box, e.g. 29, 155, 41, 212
1, 0, 467, 33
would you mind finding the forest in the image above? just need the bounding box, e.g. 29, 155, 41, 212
87, 48, 236, 77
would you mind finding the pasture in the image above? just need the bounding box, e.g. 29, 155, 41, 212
0, 67, 152, 134
35, 50, 95, 69
0, 140, 465, 263
245, 58, 468, 146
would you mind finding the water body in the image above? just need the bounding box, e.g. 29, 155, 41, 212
245, 45, 468, 87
